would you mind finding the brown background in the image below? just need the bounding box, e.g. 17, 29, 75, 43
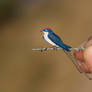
0, 0, 92, 92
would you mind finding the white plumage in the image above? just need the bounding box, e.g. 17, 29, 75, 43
43, 32, 58, 47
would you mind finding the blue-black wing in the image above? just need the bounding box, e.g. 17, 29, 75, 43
48, 32, 71, 51
48, 32, 63, 44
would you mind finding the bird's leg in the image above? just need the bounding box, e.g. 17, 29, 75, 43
40, 48, 47, 52
51, 46, 59, 50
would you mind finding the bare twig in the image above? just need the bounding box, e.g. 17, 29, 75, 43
32, 47, 84, 51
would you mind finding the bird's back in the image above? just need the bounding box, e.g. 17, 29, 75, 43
48, 32, 72, 51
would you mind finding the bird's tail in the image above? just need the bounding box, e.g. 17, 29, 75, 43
60, 44, 72, 52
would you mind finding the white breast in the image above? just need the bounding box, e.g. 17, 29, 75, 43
43, 32, 58, 46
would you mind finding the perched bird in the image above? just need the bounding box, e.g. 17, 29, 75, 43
41, 27, 72, 51
40, 27, 92, 80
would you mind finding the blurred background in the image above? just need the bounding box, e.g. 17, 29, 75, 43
0, 0, 92, 92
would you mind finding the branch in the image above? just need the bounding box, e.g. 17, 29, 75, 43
32, 47, 84, 51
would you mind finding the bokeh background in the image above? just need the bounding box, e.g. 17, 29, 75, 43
0, 0, 92, 92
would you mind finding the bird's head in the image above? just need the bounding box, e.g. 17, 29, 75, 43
41, 27, 53, 33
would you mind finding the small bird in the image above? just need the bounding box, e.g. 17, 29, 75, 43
40, 27, 92, 80
41, 27, 72, 51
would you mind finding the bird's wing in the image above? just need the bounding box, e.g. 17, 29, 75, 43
48, 32, 72, 51
48, 32, 63, 46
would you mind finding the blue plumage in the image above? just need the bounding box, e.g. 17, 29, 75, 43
41, 28, 72, 51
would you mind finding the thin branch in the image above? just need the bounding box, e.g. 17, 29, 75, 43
32, 47, 84, 51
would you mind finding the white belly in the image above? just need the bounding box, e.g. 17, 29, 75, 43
43, 32, 58, 46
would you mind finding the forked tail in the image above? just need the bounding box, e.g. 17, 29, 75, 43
60, 44, 72, 52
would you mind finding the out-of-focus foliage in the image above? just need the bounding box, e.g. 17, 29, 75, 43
0, 0, 17, 24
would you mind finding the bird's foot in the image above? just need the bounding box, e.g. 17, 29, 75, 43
51, 46, 58, 50
40, 48, 47, 52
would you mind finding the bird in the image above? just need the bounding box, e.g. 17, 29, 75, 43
40, 27, 92, 80
41, 27, 72, 51
41, 27, 79, 71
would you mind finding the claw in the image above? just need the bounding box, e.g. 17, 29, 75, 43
40, 48, 47, 52
51, 46, 58, 50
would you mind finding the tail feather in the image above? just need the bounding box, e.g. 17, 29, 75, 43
60, 44, 72, 51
